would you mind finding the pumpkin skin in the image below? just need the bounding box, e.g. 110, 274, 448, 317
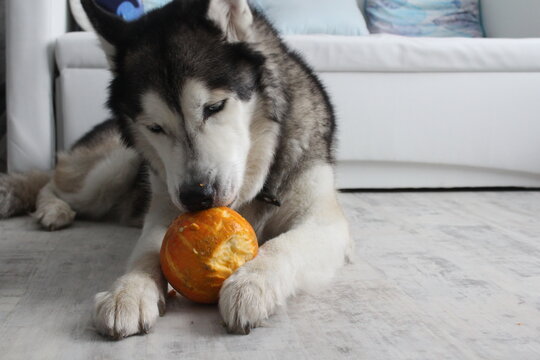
160, 207, 258, 304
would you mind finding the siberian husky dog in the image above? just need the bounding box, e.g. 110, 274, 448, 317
0, 0, 352, 337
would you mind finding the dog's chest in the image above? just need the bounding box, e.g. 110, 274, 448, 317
236, 201, 280, 244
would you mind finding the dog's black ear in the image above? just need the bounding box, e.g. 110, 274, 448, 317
81, 0, 128, 45
207, 0, 254, 42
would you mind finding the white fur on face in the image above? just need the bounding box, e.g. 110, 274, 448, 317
135, 80, 255, 211
134, 92, 186, 209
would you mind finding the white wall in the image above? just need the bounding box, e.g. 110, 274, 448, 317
482, 0, 540, 38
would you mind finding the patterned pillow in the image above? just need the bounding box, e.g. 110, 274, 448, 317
365, 0, 484, 37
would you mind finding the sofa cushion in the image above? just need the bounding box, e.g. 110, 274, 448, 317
56, 32, 540, 73
250, 0, 369, 36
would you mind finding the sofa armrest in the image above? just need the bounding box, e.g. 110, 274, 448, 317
482, 0, 540, 38
6, 0, 70, 173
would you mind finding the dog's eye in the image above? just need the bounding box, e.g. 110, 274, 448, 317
203, 99, 227, 120
147, 124, 164, 134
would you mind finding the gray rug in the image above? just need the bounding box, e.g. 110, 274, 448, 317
1, 192, 539, 359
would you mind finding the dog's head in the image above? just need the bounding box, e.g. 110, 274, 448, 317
82, 0, 265, 212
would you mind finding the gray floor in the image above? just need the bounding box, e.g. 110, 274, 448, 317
1, 192, 539, 359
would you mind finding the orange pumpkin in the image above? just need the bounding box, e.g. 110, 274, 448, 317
160, 207, 258, 304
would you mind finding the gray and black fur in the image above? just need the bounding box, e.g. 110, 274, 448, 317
1, 0, 336, 228
83, 0, 337, 217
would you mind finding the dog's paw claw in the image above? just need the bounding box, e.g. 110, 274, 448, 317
141, 323, 151, 334
158, 298, 166, 316
225, 323, 252, 335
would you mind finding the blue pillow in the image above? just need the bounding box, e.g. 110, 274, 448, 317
95, 0, 144, 21
250, 0, 369, 36
365, 0, 484, 37
94, 0, 171, 21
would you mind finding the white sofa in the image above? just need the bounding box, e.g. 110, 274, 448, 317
7, 0, 540, 188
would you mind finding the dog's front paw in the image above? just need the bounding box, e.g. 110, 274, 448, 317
93, 272, 165, 339
219, 262, 284, 335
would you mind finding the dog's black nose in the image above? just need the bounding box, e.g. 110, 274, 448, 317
179, 183, 214, 212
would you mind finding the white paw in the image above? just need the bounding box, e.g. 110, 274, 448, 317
34, 201, 76, 231
93, 272, 165, 339
219, 260, 284, 334
345, 236, 356, 264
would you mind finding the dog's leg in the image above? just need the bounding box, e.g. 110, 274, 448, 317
61, 147, 141, 219
0, 171, 50, 218
220, 164, 353, 334
93, 177, 176, 339
34, 182, 76, 231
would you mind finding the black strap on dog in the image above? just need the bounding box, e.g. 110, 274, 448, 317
256, 187, 281, 207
